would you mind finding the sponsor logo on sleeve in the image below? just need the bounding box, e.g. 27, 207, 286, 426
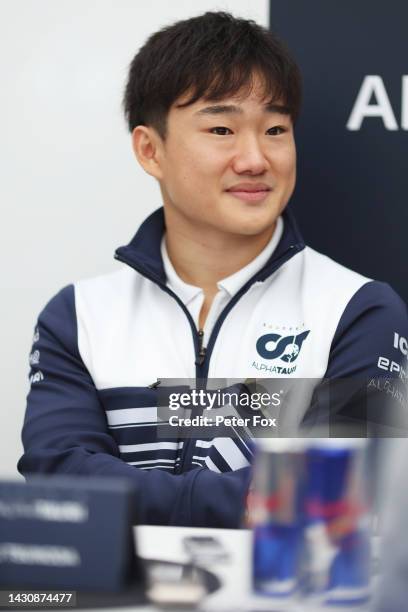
29, 371, 44, 384
377, 332, 408, 380
29, 350, 40, 366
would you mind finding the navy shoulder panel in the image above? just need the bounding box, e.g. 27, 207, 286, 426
37, 284, 79, 358
326, 281, 408, 378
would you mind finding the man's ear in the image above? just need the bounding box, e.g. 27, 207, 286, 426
131, 126, 164, 180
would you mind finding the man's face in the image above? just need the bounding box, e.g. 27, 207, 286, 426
153, 78, 296, 238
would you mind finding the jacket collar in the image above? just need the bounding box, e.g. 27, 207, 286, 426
114, 206, 305, 286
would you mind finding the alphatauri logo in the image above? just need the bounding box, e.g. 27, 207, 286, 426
252, 330, 310, 375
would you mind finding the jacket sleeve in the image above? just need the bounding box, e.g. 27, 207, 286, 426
302, 281, 408, 434
18, 285, 250, 528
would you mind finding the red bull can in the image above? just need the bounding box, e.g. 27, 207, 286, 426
250, 439, 305, 598
303, 439, 371, 606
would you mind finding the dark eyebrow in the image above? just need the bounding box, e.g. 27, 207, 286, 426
194, 104, 243, 116
194, 102, 290, 116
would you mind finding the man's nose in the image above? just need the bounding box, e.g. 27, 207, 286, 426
231, 135, 269, 175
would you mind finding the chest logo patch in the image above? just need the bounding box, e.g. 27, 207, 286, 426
256, 329, 310, 363
256, 330, 310, 363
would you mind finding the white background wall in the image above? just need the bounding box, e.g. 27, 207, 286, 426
0, 0, 269, 477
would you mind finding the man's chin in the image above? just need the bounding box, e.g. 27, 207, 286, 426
219, 216, 278, 238
220, 207, 280, 236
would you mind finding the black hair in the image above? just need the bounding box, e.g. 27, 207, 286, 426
123, 11, 302, 139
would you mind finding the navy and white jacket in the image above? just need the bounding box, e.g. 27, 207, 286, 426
18, 207, 408, 526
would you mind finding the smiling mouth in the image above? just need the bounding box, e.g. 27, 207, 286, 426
225, 189, 271, 203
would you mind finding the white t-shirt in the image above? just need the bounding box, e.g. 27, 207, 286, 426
161, 216, 284, 338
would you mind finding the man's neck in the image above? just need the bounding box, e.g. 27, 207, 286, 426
163, 211, 276, 295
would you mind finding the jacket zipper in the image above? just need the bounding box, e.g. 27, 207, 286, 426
177, 327, 209, 473
176, 245, 303, 472
196, 329, 206, 366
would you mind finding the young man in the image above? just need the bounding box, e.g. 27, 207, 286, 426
18, 12, 407, 526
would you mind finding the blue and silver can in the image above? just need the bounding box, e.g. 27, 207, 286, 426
250, 439, 305, 598
303, 439, 371, 606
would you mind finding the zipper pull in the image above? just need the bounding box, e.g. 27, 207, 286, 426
148, 379, 161, 389
196, 329, 207, 366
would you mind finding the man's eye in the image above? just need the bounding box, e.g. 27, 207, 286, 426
266, 126, 286, 136
209, 127, 232, 135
